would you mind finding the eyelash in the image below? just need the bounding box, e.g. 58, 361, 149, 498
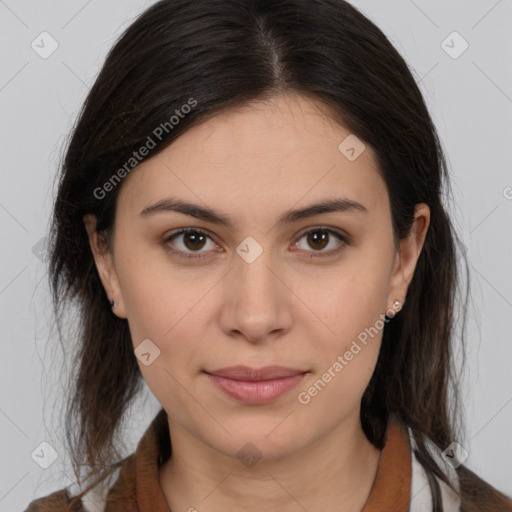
163, 226, 349, 260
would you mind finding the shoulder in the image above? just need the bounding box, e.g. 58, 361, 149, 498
407, 426, 462, 512
23, 462, 127, 512
23, 409, 165, 512
22, 488, 77, 511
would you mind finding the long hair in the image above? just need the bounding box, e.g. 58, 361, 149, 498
47, 0, 512, 510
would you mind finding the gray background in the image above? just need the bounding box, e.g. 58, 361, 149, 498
0, 0, 511, 509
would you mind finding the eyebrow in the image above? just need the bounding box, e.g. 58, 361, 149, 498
140, 196, 368, 229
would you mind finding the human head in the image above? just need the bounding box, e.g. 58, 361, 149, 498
49, 0, 465, 497
84, 89, 430, 463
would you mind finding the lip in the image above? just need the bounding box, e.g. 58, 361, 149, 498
207, 365, 307, 381
204, 365, 308, 404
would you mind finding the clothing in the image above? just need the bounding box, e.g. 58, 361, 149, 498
23, 408, 461, 511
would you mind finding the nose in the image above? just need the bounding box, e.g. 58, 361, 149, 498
218, 245, 293, 344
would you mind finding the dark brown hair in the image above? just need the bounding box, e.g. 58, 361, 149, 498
47, 0, 512, 510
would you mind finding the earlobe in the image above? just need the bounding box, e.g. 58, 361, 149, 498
83, 214, 127, 318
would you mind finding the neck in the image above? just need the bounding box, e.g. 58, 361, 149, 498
159, 413, 382, 512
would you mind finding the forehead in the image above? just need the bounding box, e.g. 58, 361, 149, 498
117, 93, 388, 225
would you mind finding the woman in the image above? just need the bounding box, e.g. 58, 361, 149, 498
24, 0, 512, 511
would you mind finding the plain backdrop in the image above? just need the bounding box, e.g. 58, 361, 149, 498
0, 0, 511, 510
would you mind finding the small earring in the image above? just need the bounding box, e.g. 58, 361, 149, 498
110, 299, 117, 309
386, 299, 403, 319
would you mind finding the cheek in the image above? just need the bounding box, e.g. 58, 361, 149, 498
124, 276, 204, 366
296, 291, 385, 415
295, 345, 379, 428
116, 244, 209, 342
293, 261, 390, 345
292, 267, 389, 404
118, 258, 218, 390
124, 276, 208, 423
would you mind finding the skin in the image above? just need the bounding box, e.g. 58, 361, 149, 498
84, 91, 430, 511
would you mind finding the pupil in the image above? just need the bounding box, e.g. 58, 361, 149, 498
309, 231, 328, 250
186, 232, 205, 250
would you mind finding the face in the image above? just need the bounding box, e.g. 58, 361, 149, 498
85, 92, 429, 462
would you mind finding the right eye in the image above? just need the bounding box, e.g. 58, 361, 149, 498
163, 228, 222, 259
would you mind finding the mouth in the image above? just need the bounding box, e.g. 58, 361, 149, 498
204, 365, 308, 404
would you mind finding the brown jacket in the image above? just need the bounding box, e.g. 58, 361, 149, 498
24, 408, 414, 511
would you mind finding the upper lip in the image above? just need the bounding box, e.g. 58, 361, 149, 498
205, 365, 307, 381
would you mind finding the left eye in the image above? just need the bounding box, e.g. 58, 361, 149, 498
293, 228, 347, 257
163, 227, 347, 260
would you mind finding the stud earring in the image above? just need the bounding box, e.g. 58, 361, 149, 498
385, 299, 403, 319
110, 299, 117, 309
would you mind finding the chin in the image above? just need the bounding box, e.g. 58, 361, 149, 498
197, 419, 313, 463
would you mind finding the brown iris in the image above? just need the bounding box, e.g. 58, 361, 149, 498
306, 230, 329, 251
183, 231, 207, 251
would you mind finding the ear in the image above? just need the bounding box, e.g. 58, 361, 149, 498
83, 213, 127, 319
387, 203, 430, 312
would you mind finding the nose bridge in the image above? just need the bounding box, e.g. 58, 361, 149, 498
223, 236, 290, 339
235, 237, 282, 305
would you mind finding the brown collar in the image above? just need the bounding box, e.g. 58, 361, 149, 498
108, 409, 411, 511
362, 417, 411, 511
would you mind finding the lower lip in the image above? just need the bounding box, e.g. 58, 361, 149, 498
205, 373, 307, 404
